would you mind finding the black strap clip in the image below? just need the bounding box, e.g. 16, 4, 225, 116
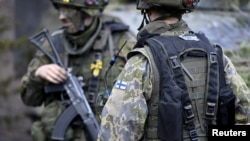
210, 52, 217, 64
206, 102, 216, 116
189, 129, 198, 141
184, 104, 195, 121
170, 56, 181, 69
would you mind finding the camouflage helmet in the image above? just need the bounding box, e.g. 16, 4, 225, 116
136, 0, 200, 12
51, 0, 109, 15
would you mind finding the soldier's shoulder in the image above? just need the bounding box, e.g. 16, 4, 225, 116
126, 51, 147, 66
128, 47, 149, 58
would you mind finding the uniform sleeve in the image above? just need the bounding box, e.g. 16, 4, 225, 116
20, 47, 50, 107
224, 55, 250, 123
97, 53, 151, 141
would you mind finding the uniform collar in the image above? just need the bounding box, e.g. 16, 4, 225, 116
137, 19, 191, 40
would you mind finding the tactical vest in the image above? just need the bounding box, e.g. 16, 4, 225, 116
131, 30, 234, 141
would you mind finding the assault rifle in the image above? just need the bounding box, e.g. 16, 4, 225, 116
29, 28, 100, 141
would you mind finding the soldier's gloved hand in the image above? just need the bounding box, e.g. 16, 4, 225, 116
35, 64, 67, 84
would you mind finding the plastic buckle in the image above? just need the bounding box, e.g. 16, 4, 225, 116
96, 93, 108, 106
88, 92, 96, 104
210, 52, 217, 64
170, 56, 180, 69
184, 105, 195, 120
189, 130, 198, 141
206, 102, 216, 116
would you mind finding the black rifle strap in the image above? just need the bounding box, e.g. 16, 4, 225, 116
87, 23, 109, 109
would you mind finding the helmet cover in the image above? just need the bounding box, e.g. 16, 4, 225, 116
136, 0, 200, 12
51, 0, 109, 15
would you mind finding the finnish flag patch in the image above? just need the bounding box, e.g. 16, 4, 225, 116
115, 80, 128, 90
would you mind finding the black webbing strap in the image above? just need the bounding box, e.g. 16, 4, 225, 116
195, 34, 220, 124
216, 45, 225, 87
88, 52, 103, 109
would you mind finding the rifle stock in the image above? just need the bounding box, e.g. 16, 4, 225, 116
29, 28, 100, 141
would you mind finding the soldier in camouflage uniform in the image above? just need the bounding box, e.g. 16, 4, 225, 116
98, 0, 250, 141
20, 0, 135, 141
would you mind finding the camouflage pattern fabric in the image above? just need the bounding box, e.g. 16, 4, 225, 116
20, 13, 136, 141
97, 19, 250, 141
97, 53, 149, 141
224, 44, 250, 89
224, 55, 250, 122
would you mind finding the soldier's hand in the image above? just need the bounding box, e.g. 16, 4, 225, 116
35, 64, 67, 84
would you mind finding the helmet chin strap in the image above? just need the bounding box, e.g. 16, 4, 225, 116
137, 9, 150, 31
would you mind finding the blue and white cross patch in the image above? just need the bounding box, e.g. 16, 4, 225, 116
115, 80, 128, 90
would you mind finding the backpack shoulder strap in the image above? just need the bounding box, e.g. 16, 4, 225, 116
214, 44, 236, 125
214, 44, 225, 86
